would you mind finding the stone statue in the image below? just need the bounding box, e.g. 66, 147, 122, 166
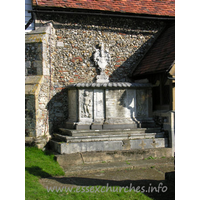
94, 42, 111, 83
83, 91, 91, 118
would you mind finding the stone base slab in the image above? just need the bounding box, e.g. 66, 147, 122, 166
65, 122, 141, 130
103, 123, 137, 129
50, 136, 168, 154
58, 127, 163, 136
25, 136, 51, 149
65, 122, 76, 129
54, 148, 173, 169
91, 124, 103, 130
76, 124, 91, 130
58, 128, 160, 136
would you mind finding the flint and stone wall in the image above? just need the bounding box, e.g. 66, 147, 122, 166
26, 13, 166, 139
35, 14, 164, 87
25, 25, 55, 142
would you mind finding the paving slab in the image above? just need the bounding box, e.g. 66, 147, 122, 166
62, 157, 174, 176
39, 157, 175, 200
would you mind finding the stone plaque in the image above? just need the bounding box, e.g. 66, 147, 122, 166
94, 89, 104, 123
105, 89, 130, 123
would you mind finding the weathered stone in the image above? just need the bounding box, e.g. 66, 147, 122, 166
65, 84, 152, 130
50, 131, 168, 154
25, 14, 164, 148
57, 41, 64, 47
25, 61, 31, 68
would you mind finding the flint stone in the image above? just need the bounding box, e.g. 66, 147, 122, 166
57, 41, 64, 47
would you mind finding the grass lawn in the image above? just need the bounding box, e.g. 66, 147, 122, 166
25, 146, 152, 200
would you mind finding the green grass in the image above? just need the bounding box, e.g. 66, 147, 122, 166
144, 156, 157, 160
25, 146, 152, 200
125, 160, 131, 165
25, 147, 65, 199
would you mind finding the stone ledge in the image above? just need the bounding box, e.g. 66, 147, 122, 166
54, 148, 173, 175
50, 137, 168, 154
25, 75, 43, 95
53, 132, 165, 142
58, 127, 161, 136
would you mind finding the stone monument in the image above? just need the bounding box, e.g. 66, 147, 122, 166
50, 42, 168, 154
65, 42, 154, 130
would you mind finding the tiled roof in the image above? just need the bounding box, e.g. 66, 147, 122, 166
32, 0, 175, 17
132, 23, 175, 77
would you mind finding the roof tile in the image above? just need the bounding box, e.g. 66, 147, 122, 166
132, 23, 175, 77
32, 0, 175, 17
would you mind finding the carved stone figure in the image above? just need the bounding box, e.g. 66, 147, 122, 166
94, 42, 111, 83
83, 91, 91, 118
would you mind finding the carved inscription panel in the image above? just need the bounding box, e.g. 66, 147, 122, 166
94, 89, 104, 122
105, 89, 129, 119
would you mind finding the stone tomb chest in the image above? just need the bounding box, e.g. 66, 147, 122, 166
65, 82, 154, 130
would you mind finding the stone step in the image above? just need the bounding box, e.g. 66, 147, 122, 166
50, 136, 168, 154
58, 127, 162, 136
53, 148, 173, 175
51, 127, 167, 155
53, 132, 166, 143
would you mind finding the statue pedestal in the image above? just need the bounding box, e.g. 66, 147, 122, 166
96, 72, 109, 83
50, 128, 168, 154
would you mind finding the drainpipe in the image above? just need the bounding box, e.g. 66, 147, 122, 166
25, 12, 36, 30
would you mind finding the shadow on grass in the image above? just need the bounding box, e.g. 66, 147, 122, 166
25, 166, 52, 178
